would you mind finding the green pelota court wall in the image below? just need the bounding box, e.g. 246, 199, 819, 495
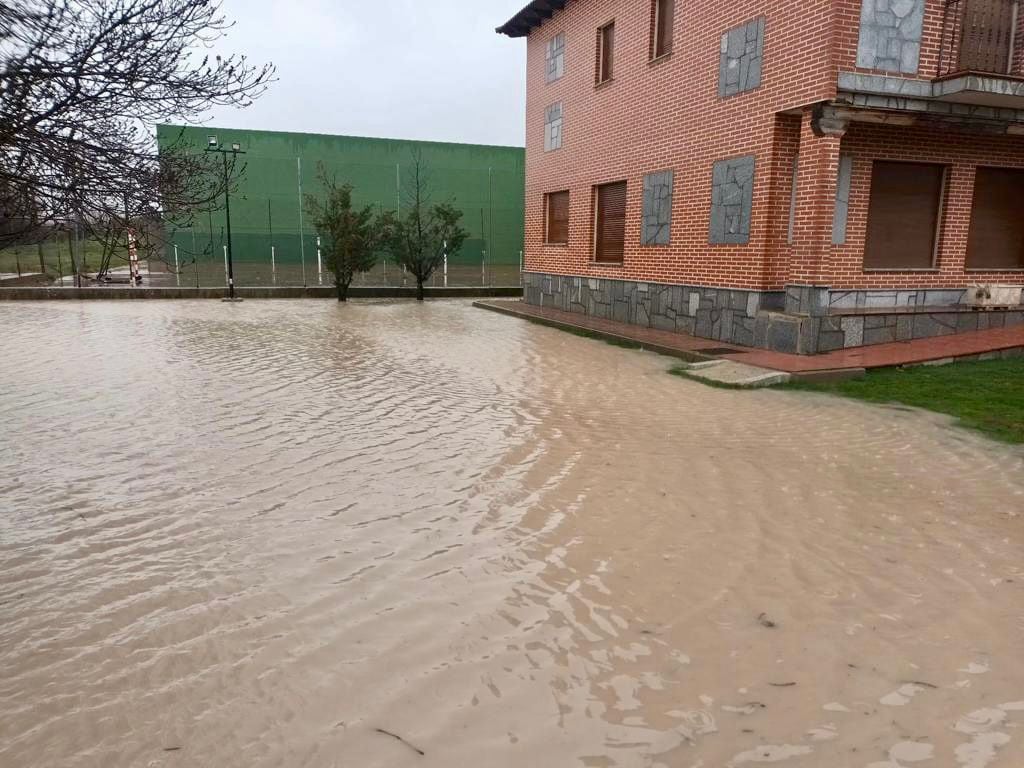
156, 124, 525, 271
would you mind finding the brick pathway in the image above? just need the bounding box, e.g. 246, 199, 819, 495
474, 300, 1024, 374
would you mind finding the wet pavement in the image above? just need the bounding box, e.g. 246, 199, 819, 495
1, 299, 1022, 768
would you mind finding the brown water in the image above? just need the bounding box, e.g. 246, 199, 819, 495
1, 300, 1022, 768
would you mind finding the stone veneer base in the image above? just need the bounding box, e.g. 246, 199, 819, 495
523, 272, 785, 348
524, 272, 1024, 355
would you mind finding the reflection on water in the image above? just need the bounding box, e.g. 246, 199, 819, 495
0, 299, 1022, 768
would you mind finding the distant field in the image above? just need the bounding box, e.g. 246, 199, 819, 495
0, 237, 129, 277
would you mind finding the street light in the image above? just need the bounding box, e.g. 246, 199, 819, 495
205, 136, 245, 301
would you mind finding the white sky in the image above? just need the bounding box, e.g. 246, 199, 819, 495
204, 0, 529, 147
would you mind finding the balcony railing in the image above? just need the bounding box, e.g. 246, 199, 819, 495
939, 0, 1022, 77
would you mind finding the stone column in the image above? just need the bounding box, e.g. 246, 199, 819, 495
785, 107, 846, 315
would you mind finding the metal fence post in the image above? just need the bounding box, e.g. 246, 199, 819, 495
297, 156, 307, 288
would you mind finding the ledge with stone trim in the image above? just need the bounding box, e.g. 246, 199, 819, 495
475, 298, 1024, 376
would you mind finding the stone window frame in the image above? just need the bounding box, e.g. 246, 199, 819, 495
787, 153, 799, 245
546, 32, 566, 83
718, 16, 766, 99
544, 102, 563, 152
641, 169, 674, 246
832, 154, 854, 245
709, 154, 757, 246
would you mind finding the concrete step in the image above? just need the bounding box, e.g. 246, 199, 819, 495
674, 359, 791, 388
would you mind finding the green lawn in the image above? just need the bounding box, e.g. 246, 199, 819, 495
781, 358, 1024, 444
0, 237, 126, 275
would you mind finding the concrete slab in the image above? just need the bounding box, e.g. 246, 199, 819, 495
676, 360, 791, 388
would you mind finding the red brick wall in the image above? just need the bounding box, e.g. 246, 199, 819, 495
830, 122, 1024, 289
521, 0, 1024, 295
524, 0, 837, 290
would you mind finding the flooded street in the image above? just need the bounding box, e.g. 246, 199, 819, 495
1, 299, 1022, 768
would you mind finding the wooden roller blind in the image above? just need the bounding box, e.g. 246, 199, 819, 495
863, 161, 945, 270
595, 181, 627, 263
966, 167, 1024, 269
654, 0, 674, 58
546, 190, 570, 245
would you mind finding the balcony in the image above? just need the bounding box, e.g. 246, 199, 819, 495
940, 0, 1020, 77
935, 0, 1024, 106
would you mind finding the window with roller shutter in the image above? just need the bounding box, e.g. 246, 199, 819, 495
652, 0, 674, 59
966, 167, 1024, 270
545, 191, 570, 245
863, 161, 946, 270
594, 181, 627, 263
597, 21, 615, 84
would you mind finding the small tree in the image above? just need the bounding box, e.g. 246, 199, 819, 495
381, 153, 468, 301
305, 169, 380, 301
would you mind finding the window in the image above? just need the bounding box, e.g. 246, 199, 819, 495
545, 191, 570, 245
597, 21, 615, 84
642, 170, 673, 245
546, 33, 565, 83
710, 155, 756, 245
863, 161, 946, 270
594, 181, 627, 263
544, 102, 563, 152
652, 0, 674, 59
966, 167, 1024, 269
719, 17, 765, 97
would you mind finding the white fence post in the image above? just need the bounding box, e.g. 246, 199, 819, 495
316, 236, 323, 286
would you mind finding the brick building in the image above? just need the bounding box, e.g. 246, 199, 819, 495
498, 0, 1024, 353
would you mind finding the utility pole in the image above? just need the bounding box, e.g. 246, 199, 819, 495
206, 136, 245, 302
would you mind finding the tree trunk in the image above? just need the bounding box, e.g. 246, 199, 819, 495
416, 277, 425, 301
336, 279, 348, 302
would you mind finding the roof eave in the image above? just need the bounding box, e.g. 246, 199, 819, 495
496, 0, 568, 38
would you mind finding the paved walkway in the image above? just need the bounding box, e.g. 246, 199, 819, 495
474, 300, 1024, 374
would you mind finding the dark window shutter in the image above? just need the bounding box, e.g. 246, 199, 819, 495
546, 191, 570, 244
595, 181, 627, 263
863, 161, 945, 270
656, 0, 674, 57
599, 23, 614, 82
966, 167, 1024, 269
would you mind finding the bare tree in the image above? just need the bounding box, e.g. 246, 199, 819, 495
0, 0, 274, 274
305, 166, 381, 302
381, 152, 468, 301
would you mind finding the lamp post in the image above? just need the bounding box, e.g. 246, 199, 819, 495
206, 136, 245, 301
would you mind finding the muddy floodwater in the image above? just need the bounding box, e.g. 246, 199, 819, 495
1, 300, 1022, 768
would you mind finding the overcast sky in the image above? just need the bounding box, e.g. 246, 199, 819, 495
204, 0, 529, 147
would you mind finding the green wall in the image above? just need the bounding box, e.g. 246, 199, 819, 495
156, 125, 525, 270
